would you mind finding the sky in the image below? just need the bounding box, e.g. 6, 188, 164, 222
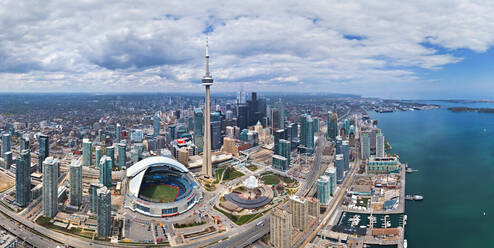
1, 0, 494, 99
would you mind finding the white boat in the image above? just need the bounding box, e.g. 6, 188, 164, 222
413, 195, 424, 201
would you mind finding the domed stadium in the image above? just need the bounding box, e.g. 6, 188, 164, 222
125, 156, 202, 217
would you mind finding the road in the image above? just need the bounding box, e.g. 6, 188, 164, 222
0, 203, 146, 248
0, 208, 57, 248
205, 136, 328, 248
299, 140, 361, 247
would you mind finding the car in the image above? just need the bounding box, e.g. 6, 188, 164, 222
256, 221, 264, 226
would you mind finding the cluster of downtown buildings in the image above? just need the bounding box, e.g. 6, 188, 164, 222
0, 90, 415, 246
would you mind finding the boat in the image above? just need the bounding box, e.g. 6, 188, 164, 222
413, 195, 424, 201
405, 195, 424, 201
404, 239, 408, 248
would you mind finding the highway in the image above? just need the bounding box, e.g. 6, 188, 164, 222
0, 207, 57, 248
0, 202, 144, 248
299, 139, 360, 247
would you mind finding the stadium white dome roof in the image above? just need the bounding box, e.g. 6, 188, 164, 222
126, 156, 189, 178
126, 156, 189, 198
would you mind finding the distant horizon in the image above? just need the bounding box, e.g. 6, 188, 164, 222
0, 91, 492, 101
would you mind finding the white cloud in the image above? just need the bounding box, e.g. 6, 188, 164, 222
0, 0, 493, 94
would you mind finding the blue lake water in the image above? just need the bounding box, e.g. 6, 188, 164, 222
370, 102, 494, 247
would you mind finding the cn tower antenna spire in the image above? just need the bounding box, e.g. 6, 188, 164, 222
205, 34, 210, 77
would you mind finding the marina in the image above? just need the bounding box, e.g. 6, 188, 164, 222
338, 212, 406, 229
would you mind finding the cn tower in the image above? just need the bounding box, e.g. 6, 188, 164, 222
202, 37, 213, 178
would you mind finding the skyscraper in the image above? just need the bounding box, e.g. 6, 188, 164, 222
38, 134, 49, 172
312, 117, 320, 134
42, 157, 59, 218
115, 123, 121, 143
153, 113, 160, 137
288, 122, 298, 148
270, 207, 292, 248
289, 195, 308, 231
225, 110, 234, 120
20, 136, 30, 152
82, 138, 92, 166
272, 108, 281, 134
15, 153, 30, 207
342, 140, 350, 171
325, 167, 337, 196
328, 112, 338, 140
202, 38, 213, 178
299, 114, 307, 148
306, 116, 314, 152
274, 129, 286, 155
97, 186, 111, 238
343, 119, 350, 135
2, 133, 11, 158
95, 146, 102, 166
4, 151, 12, 168
299, 114, 314, 154
90, 182, 103, 213
335, 154, 344, 184
279, 139, 291, 166
168, 124, 176, 140
134, 143, 145, 160
376, 132, 385, 157
117, 143, 126, 169
307, 197, 320, 218
97, 129, 103, 143
194, 108, 204, 153
210, 121, 222, 151
99, 155, 112, 188
361, 133, 371, 160
316, 175, 330, 205
272, 100, 285, 133
237, 104, 248, 130
21, 148, 31, 173
244, 92, 266, 127
106, 146, 115, 167
335, 136, 343, 154
70, 160, 82, 207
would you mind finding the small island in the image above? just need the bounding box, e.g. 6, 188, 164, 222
448, 107, 494, 113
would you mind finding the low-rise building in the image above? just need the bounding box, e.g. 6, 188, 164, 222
367, 157, 400, 173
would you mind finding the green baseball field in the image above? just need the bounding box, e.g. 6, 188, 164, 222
140, 184, 179, 203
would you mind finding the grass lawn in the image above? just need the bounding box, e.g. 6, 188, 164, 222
247, 165, 258, 171
261, 174, 280, 185
222, 167, 244, 181
215, 168, 225, 182
140, 184, 179, 203
173, 221, 206, 228
280, 175, 296, 184
213, 206, 263, 225
356, 197, 370, 207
